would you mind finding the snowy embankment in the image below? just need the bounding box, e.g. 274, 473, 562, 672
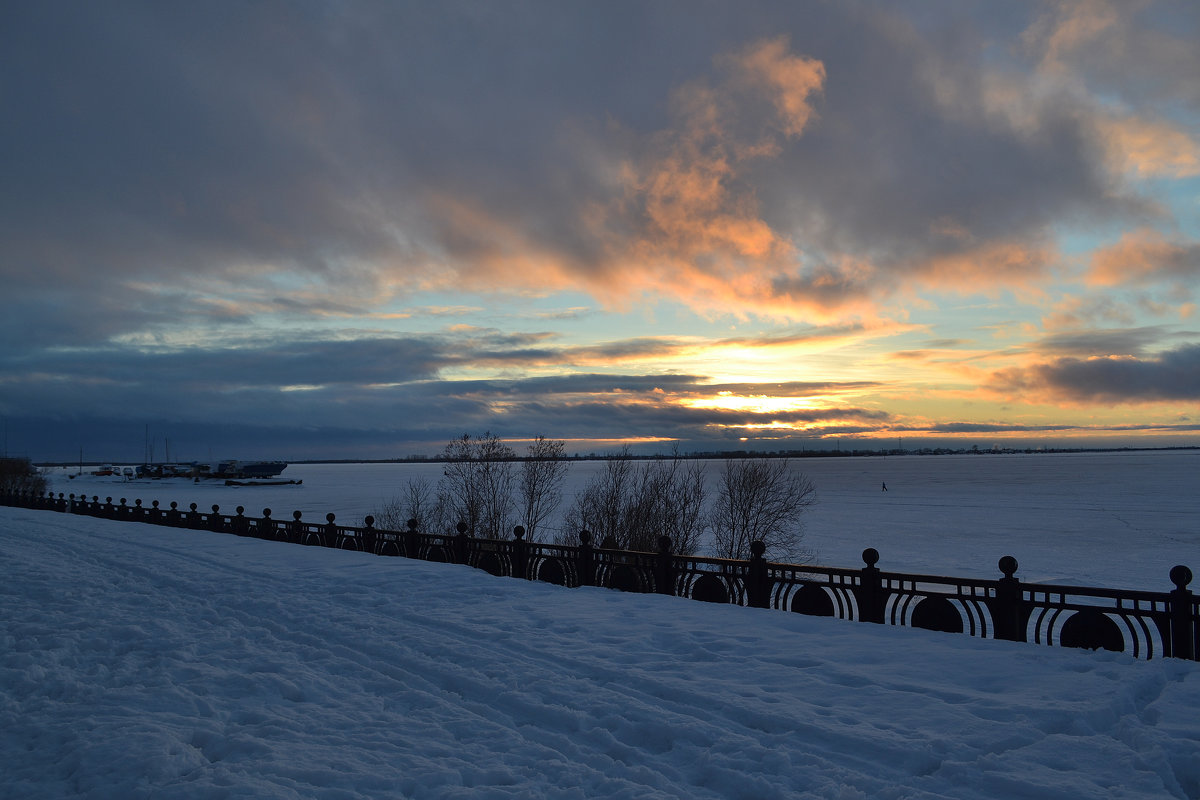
2, 507, 1198, 799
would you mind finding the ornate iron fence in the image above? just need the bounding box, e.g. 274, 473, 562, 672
4, 489, 1196, 661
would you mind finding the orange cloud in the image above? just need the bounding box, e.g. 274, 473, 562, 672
422, 192, 580, 294
915, 239, 1057, 296
1087, 228, 1200, 287
1024, 0, 1119, 75
585, 37, 832, 319
1095, 114, 1200, 178
724, 36, 826, 137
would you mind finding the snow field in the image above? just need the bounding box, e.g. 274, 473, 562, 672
2, 507, 1198, 799
45, 449, 1200, 588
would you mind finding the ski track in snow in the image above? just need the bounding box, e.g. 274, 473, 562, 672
2, 507, 1199, 799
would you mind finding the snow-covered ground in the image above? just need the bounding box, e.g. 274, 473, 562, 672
1, 505, 1197, 799
46, 449, 1200, 588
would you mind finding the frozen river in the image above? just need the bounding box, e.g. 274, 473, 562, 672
44, 449, 1199, 589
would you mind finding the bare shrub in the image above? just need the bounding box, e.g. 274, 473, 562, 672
558, 452, 632, 548
366, 477, 452, 534
709, 457, 816, 562
558, 449, 705, 554
0, 457, 47, 496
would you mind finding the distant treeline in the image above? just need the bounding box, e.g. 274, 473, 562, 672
285, 443, 1200, 465
35, 444, 1198, 468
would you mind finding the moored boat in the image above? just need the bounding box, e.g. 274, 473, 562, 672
200, 460, 288, 480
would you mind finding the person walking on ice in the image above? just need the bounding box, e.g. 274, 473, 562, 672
881, 481, 888, 491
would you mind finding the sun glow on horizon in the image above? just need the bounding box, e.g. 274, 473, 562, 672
683, 392, 824, 415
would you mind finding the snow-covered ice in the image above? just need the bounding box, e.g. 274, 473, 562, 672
46, 449, 1200, 587
2, 487, 1198, 798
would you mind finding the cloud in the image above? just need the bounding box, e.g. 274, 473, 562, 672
1023, 0, 1200, 107
1094, 114, 1200, 178
1030, 326, 1176, 357
4, 2, 1190, 344
989, 343, 1200, 403
1087, 229, 1200, 289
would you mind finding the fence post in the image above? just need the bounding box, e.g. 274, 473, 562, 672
291, 511, 305, 544
209, 505, 225, 533
232, 505, 248, 536
655, 536, 675, 596
577, 530, 595, 587
365, 516, 380, 553
357, 514, 376, 554
454, 521, 470, 564
1169, 565, 1196, 661
323, 513, 339, 549
187, 502, 202, 529
511, 526, 529, 579
260, 508, 273, 539
405, 518, 419, 558
857, 548, 885, 623
747, 540, 770, 608
992, 556, 1024, 642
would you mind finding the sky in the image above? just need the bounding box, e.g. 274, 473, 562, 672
2, 0, 1199, 462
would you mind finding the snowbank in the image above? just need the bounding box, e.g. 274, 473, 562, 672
1, 508, 1197, 798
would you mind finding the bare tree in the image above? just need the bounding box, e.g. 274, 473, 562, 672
476, 432, 516, 538
440, 432, 516, 538
441, 434, 485, 532
558, 448, 705, 554
709, 457, 816, 562
654, 454, 707, 555
620, 452, 706, 553
519, 436, 566, 542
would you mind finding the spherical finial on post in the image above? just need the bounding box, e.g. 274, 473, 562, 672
998, 556, 1019, 578
658, 535, 672, 554
364, 515, 375, 528
513, 525, 526, 540
578, 529, 591, 546
1170, 565, 1193, 591
456, 521, 468, 535
212, 504, 220, 514
292, 510, 302, 521
326, 513, 336, 524
236, 505, 244, 515
862, 547, 880, 568
750, 540, 766, 558
407, 518, 418, 531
